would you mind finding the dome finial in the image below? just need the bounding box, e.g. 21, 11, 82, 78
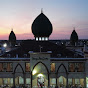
41, 8, 43, 13
11, 28, 13, 31
73, 27, 75, 30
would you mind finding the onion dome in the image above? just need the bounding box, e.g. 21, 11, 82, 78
32, 11, 53, 41
9, 29, 16, 46
70, 28, 78, 46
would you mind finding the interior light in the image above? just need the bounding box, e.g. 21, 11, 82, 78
39, 37, 41, 41
37, 74, 43, 77
32, 70, 37, 75
45, 37, 48, 41
42, 37, 44, 41
36, 37, 38, 41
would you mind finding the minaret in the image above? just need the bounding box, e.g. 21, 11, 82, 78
9, 29, 16, 47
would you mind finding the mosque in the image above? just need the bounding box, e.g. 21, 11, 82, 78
0, 11, 88, 88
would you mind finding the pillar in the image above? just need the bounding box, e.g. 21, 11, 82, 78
13, 73, 15, 87
84, 77, 86, 88
48, 73, 50, 88
66, 73, 68, 87
56, 73, 58, 86
31, 72, 32, 88
23, 73, 26, 87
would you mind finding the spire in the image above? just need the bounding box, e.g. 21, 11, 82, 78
11, 28, 13, 31
41, 8, 43, 13
73, 27, 75, 30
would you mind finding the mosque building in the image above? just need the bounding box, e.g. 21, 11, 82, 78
0, 11, 88, 88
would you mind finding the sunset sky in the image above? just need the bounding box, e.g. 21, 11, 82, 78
0, 0, 88, 40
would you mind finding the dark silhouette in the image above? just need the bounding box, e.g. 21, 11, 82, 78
70, 29, 78, 46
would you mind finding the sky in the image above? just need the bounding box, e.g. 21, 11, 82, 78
0, 0, 88, 40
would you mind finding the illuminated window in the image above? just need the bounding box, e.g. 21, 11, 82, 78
39, 37, 41, 41
0, 63, 3, 71
45, 37, 48, 41
42, 37, 44, 41
0, 63, 12, 72
68, 62, 84, 72
3, 63, 7, 71
19, 76, 24, 84
69, 63, 75, 72
26, 78, 31, 84
3, 78, 8, 84
51, 63, 55, 72
25, 63, 30, 72
77, 63, 84, 72
36, 37, 38, 41
7, 63, 13, 72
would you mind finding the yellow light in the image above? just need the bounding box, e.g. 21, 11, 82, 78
32, 70, 37, 75
37, 74, 43, 77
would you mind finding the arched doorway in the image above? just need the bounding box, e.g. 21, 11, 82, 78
15, 76, 24, 87
32, 62, 49, 88
58, 76, 66, 87
57, 64, 68, 88
13, 63, 25, 87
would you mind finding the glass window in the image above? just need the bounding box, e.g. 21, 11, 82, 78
3, 78, 8, 84
45, 37, 48, 41
26, 78, 31, 84
51, 63, 55, 72
69, 63, 75, 72
51, 78, 56, 84
3, 63, 7, 71
77, 63, 84, 72
7, 63, 13, 72
39, 37, 41, 41
42, 37, 44, 41
19, 77, 24, 84
36, 37, 38, 41
0, 63, 13, 72
69, 62, 84, 72
0, 63, 3, 72
25, 63, 30, 72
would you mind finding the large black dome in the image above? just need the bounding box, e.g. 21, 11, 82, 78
32, 12, 53, 37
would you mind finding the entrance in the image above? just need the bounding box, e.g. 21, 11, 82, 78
57, 76, 66, 88
15, 76, 24, 87
57, 64, 68, 88
32, 62, 49, 88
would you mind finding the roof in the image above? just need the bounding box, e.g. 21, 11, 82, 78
0, 40, 84, 58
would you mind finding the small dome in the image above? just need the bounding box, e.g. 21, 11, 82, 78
9, 30, 16, 42
32, 12, 53, 37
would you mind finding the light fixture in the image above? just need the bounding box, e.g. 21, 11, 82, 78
3, 43, 7, 48
32, 70, 37, 75
37, 74, 43, 77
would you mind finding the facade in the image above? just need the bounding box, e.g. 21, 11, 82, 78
0, 11, 88, 88
0, 52, 88, 88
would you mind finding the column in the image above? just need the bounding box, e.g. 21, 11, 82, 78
56, 73, 58, 86
48, 73, 50, 88
66, 73, 68, 87
23, 73, 26, 87
13, 73, 15, 87
31, 71, 32, 88
84, 77, 86, 88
